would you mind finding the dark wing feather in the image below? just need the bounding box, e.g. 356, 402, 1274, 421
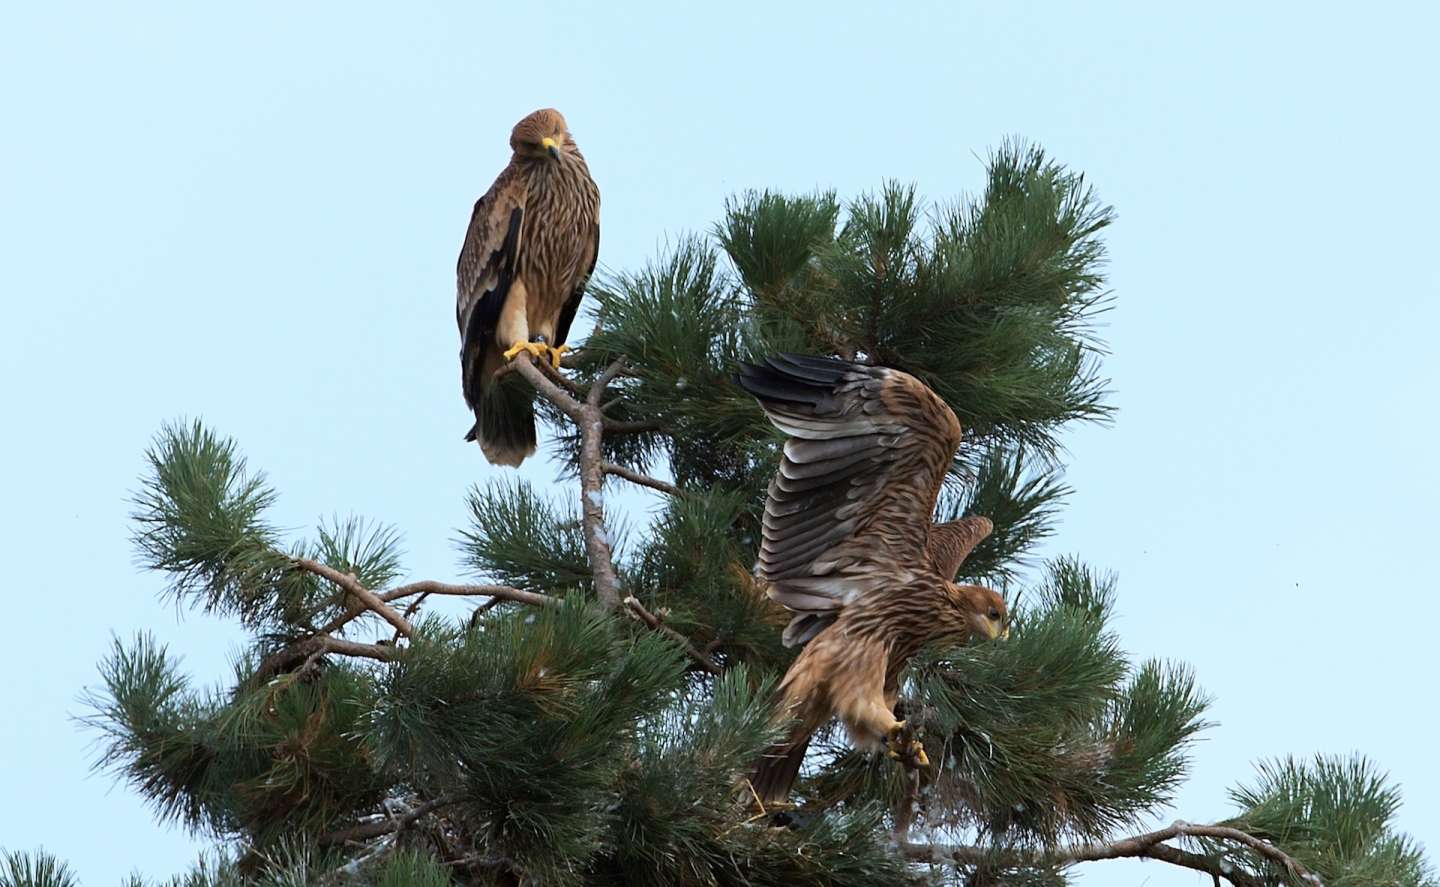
457, 168, 526, 407
736, 354, 963, 646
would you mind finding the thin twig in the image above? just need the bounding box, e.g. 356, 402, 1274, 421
467, 596, 506, 629
900, 820, 1315, 887
603, 462, 681, 497
592, 357, 629, 394
623, 595, 722, 675
392, 591, 432, 644
294, 557, 414, 638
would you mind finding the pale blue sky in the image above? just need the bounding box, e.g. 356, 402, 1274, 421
2, 3, 1436, 884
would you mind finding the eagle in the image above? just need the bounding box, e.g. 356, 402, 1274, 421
735, 354, 1008, 805
456, 108, 601, 466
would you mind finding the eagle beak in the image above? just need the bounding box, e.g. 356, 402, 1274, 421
542, 137, 560, 159
1001, 625, 1010, 640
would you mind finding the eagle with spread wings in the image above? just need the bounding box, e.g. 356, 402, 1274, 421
735, 354, 1007, 805
456, 108, 600, 466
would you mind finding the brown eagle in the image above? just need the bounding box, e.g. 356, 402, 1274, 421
456, 108, 600, 466
735, 354, 1007, 805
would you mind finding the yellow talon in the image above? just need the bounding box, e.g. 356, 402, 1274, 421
502, 341, 549, 362
884, 720, 930, 769
549, 343, 571, 369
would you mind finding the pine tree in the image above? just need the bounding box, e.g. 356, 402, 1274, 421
8, 142, 1431, 886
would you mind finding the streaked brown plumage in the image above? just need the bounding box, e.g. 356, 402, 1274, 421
734, 354, 1007, 805
457, 108, 600, 466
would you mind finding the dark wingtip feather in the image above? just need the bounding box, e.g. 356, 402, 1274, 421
768, 353, 852, 383
734, 354, 857, 408
734, 362, 815, 405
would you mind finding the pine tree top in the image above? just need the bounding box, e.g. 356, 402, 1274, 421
16, 143, 1429, 887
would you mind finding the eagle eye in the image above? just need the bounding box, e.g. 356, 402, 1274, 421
988, 607, 1000, 620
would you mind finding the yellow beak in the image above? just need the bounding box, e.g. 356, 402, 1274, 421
541, 136, 560, 159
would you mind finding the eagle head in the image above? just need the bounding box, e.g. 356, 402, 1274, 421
950, 583, 1009, 641
510, 107, 570, 160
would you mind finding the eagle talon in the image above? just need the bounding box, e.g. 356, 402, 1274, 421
502, 341, 550, 362
884, 721, 930, 769
549, 343, 571, 369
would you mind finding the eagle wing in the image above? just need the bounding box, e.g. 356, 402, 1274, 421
456, 165, 526, 408
929, 516, 994, 581
736, 354, 963, 646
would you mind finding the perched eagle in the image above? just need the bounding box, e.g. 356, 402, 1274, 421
456, 108, 600, 466
735, 354, 1007, 805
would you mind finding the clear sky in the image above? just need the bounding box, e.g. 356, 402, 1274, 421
2, 2, 1435, 884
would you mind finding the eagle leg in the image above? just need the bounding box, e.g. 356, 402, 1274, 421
884, 720, 930, 768
548, 343, 571, 369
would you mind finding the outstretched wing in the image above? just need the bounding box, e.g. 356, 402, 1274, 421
736, 354, 963, 646
457, 166, 526, 408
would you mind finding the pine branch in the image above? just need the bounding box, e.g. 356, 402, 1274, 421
602, 462, 680, 497
250, 634, 397, 685
292, 557, 414, 638
248, 575, 559, 687
603, 417, 664, 434
317, 794, 458, 846
623, 595, 721, 675
900, 820, 1319, 886
511, 354, 623, 608
381, 579, 556, 609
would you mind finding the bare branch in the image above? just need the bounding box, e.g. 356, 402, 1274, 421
381, 579, 556, 609
900, 820, 1315, 887
294, 557, 414, 638
318, 795, 458, 846
603, 462, 680, 497
511, 353, 585, 421
392, 591, 432, 644
250, 634, 397, 686
591, 357, 629, 399
623, 595, 722, 675
248, 580, 556, 687
511, 354, 624, 608
603, 417, 663, 434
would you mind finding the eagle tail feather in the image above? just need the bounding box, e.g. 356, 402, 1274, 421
751, 733, 811, 807
475, 369, 537, 467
